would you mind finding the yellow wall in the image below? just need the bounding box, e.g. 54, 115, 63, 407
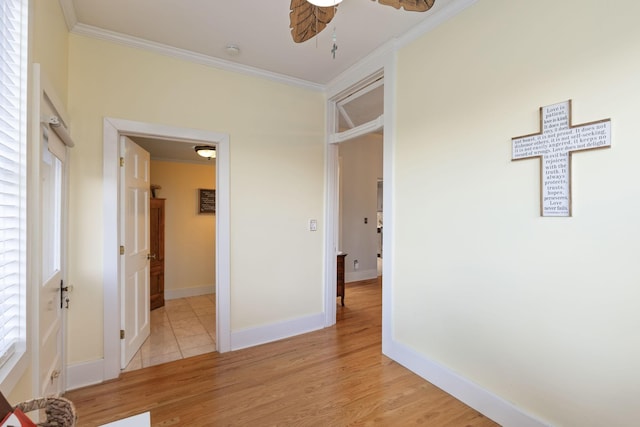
31, 0, 68, 105
66, 34, 326, 364
27, 1, 638, 423
150, 161, 216, 295
393, 0, 640, 425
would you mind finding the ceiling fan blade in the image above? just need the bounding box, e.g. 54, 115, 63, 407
290, 0, 337, 43
377, 0, 435, 12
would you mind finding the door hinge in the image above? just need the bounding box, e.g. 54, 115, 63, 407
120, 330, 125, 339
120, 245, 125, 255
120, 157, 125, 167
50, 369, 60, 384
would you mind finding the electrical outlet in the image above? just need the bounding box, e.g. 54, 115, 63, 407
354, 260, 359, 270
309, 219, 317, 231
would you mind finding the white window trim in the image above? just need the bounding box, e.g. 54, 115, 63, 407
0, 0, 29, 392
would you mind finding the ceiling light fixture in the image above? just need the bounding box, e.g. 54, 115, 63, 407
194, 145, 216, 160
225, 44, 240, 56
306, 0, 342, 6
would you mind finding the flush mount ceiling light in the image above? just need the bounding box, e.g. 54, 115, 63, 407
225, 44, 240, 56
306, 0, 342, 6
194, 145, 216, 160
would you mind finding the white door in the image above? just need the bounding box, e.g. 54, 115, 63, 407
39, 126, 66, 397
120, 136, 151, 368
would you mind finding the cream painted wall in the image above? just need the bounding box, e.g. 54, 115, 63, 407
339, 134, 383, 280
393, 0, 640, 425
31, 0, 68, 105
66, 35, 325, 364
150, 160, 215, 296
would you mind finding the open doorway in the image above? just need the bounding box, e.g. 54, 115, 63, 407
123, 136, 218, 371
101, 118, 231, 382
336, 133, 383, 321
329, 75, 384, 318
338, 134, 383, 285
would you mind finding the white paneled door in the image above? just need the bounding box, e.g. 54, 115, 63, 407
121, 136, 151, 368
39, 127, 66, 397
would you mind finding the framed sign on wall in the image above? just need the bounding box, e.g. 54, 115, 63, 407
511, 100, 611, 217
198, 188, 216, 214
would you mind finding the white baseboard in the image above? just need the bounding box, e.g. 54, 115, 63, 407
345, 269, 378, 283
66, 359, 104, 391
66, 311, 324, 390
66, 316, 543, 427
231, 313, 325, 351
165, 285, 214, 300
385, 340, 549, 427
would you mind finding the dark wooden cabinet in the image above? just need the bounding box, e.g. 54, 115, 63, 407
150, 198, 165, 310
337, 253, 347, 306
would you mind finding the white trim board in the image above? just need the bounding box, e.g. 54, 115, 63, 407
230, 313, 325, 351
165, 286, 215, 300
345, 269, 378, 283
66, 359, 104, 391
385, 340, 550, 427
102, 118, 231, 382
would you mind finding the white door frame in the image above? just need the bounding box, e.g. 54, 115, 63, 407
324, 51, 396, 354
102, 118, 231, 381
30, 64, 71, 396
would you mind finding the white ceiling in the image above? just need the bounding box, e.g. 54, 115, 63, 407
133, 137, 216, 165
63, 0, 462, 162
66, 0, 453, 86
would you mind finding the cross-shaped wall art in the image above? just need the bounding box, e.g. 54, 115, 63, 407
512, 100, 611, 217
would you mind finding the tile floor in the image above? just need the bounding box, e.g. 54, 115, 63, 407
124, 294, 216, 372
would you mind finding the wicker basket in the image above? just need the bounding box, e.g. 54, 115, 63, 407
13, 397, 77, 427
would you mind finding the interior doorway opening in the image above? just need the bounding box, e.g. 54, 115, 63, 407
122, 136, 219, 371
336, 133, 383, 320
102, 118, 231, 382
337, 133, 383, 286
327, 73, 385, 321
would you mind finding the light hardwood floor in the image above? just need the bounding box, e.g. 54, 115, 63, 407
65, 279, 498, 426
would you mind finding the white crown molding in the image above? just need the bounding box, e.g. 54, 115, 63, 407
58, 0, 77, 30
70, 23, 325, 92
326, 39, 394, 97
397, 0, 478, 49
60, 0, 474, 93
326, 0, 477, 94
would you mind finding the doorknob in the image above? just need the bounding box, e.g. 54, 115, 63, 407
60, 280, 71, 309
147, 253, 156, 260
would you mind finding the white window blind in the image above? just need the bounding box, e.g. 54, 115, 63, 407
0, 0, 28, 377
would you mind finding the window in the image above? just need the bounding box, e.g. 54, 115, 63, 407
0, 0, 28, 388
